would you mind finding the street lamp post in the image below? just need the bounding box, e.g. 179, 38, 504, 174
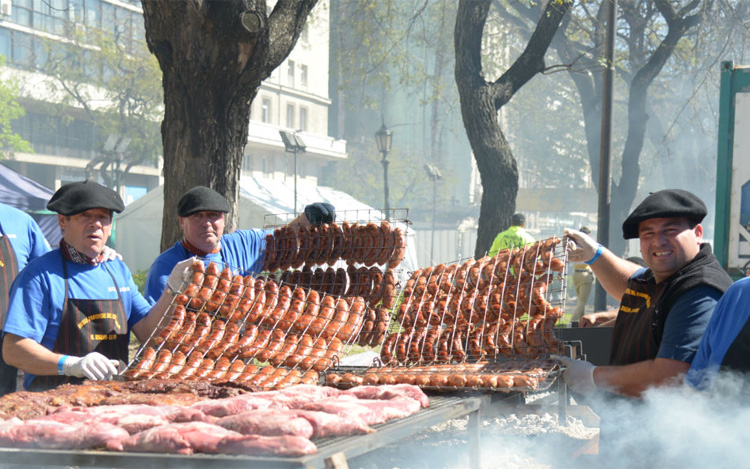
279, 130, 306, 216
375, 122, 393, 221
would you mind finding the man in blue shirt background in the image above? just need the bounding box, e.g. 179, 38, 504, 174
0, 202, 50, 395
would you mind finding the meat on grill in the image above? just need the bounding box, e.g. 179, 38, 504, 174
342, 384, 430, 408
300, 396, 421, 426
0, 419, 129, 450
188, 395, 279, 418
291, 409, 374, 438
109, 421, 240, 454
214, 433, 317, 457
215, 409, 314, 438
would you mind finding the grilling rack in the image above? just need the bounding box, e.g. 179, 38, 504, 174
321, 235, 571, 393
324, 359, 562, 394
121, 209, 413, 389
122, 221, 570, 394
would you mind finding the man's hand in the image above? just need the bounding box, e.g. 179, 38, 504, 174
304, 202, 335, 225
564, 228, 599, 264
551, 355, 598, 396
100, 245, 122, 262
167, 257, 196, 294
579, 311, 618, 328
62, 352, 120, 381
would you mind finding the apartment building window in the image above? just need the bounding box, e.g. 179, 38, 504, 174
11, 0, 31, 27
12, 32, 33, 69
287, 60, 295, 87
299, 107, 308, 132
301, 24, 309, 43
261, 98, 271, 123
0, 30, 10, 59
286, 104, 295, 129
300, 64, 308, 87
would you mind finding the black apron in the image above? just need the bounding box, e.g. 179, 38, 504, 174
0, 230, 20, 396
609, 279, 667, 366
29, 254, 129, 391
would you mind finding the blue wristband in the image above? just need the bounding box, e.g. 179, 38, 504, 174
585, 244, 603, 265
57, 355, 69, 375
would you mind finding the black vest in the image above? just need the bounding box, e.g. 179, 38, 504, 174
610, 244, 732, 366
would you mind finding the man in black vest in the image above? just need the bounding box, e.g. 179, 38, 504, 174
556, 189, 732, 398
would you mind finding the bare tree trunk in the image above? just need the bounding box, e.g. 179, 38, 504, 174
141, 0, 318, 251
454, 0, 571, 258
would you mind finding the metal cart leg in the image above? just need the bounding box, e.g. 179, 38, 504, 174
468, 407, 481, 469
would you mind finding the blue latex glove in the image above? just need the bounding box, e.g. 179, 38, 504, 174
304, 202, 335, 225
551, 354, 598, 396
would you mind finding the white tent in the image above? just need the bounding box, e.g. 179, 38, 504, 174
115, 177, 418, 276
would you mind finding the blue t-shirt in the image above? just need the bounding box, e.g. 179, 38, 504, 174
4, 250, 151, 389
144, 229, 268, 304
686, 277, 750, 391
0, 203, 50, 271
656, 285, 723, 363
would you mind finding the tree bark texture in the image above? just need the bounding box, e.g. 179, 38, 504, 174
454, 0, 572, 258
141, 0, 318, 252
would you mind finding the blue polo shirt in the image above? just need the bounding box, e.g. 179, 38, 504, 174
144, 229, 267, 304
0, 203, 50, 271
4, 251, 151, 389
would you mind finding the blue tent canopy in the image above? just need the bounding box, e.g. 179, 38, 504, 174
0, 163, 60, 246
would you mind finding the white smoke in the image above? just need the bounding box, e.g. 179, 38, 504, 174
592, 376, 750, 468
349, 374, 750, 469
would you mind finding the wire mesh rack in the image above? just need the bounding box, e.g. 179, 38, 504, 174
122, 210, 570, 394
121, 208, 413, 390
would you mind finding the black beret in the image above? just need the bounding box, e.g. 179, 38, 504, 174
47, 180, 124, 216
622, 189, 707, 239
178, 186, 230, 217
304, 202, 335, 225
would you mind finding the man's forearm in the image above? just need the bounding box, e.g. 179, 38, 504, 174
3, 334, 63, 376
593, 357, 689, 398
589, 248, 640, 300
133, 289, 173, 343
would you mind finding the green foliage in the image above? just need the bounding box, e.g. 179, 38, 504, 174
0, 57, 33, 158
34, 20, 163, 185
132, 269, 148, 295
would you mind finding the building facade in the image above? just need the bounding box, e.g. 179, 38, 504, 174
0, 0, 345, 203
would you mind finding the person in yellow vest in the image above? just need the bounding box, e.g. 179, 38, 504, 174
488, 213, 535, 256
571, 226, 595, 323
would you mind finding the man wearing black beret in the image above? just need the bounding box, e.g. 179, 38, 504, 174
2, 181, 193, 391
554, 189, 732, 399
144, 185, 334, 303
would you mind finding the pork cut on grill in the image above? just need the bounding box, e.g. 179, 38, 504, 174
108, 421, 240, 454
343, 384, 430, 408
290, 409, 374, 438
215, 409, 314, 438
214, 433, 317, 457
38, 404, 208, 434
0, 383, 429, 456
0, 419, 129, 450
188, 394, 280, 417
300, 396, 422, 425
